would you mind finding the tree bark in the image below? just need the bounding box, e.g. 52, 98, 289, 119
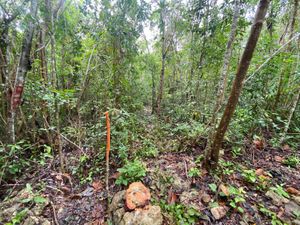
38, 29, 48, 82
205, 0, 240, 162
9, 0, 38, 143
0, 2, 28, 138
204, 0, 270, 169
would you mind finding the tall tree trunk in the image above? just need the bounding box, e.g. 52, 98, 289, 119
204, 0, 270, 169
9, 0, 38, 143
0, 5, 24, 139
156, 0, 166, 116
0, 24, 9, 126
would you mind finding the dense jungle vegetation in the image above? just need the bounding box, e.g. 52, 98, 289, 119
0, 0, 300, 224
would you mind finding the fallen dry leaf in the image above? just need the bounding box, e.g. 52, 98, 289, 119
274, 156, 283, 162
110, 172, 120, 180
60, 186, 71, 194
282, 144, 291, 151
253, 140, 264, 150
255, 168, 264, 176
219, 184, 229, 196
92, 181, 103, 192
286, 187, 300, 196
167, 190, 177, 205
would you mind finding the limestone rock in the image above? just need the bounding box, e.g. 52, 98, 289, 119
285, 201, 300, 218
113, 208, 126, 225
111, 186, 163, 225
210, 206, 228, 220
266, 190, 289, 206
125, 182, 151, 210
120, 205, 163, 225
23, 216, 51, 225
110, 190, 126, 212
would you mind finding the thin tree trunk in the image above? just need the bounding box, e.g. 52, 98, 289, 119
156, 0, 166, 116
39, 29, 48, 82
151, 69, 156, 114
210, 0, 240, 125
274, 0, 298, 109
76, 46, 95, 147
217, 0, 239, 112
45, 0, 65, 172
204, 0, 270, 169
289, 0, 299, 42
280, 85, 300, 143
9, 0, 38, 143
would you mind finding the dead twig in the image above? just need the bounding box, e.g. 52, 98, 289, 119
50, 201, 60, 225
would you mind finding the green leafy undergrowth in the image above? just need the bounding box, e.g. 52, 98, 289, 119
228, 186, 246, 213
160, 200, 202, 225
283, 155, 299, 168
116, 159, 146, 186
0, 141, 53, 183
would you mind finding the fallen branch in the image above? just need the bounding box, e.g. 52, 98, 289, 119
43, 115, 87, 157
50, 201, 60, 225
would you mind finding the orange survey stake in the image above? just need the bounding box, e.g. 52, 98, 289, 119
104, 111, 111, 161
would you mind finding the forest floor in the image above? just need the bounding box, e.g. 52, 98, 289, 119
0, 110, 300, 225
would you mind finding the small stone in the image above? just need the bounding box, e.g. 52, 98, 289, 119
266, 191, 289, 206
210, 206, 228, 220
220, 149, 225, 156
201, 193, 211, 203
125, 182, 151, 210
292, 219, 300, 225
293, 196, 300, 205
180, 190, 198, 204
